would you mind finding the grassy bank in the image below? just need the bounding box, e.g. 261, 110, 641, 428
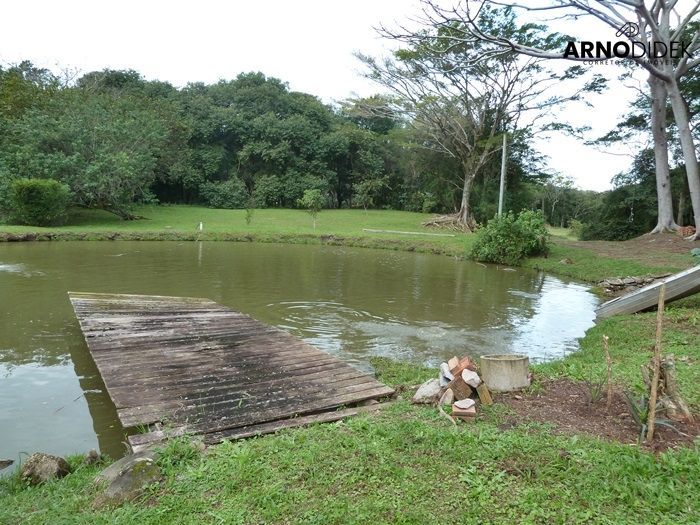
2, 299, 699, 524
1, 207, 699, 523
1, 205, 695, 282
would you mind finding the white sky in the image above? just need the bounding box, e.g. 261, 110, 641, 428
1, 0, 661, 191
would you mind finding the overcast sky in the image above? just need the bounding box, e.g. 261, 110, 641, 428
2, 0, 656, 191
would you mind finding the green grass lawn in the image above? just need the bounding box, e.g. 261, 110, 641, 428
0, 206, 469, 256
1, 205, 694, 282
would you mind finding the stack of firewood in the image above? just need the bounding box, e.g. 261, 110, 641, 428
412, 355, 493, 422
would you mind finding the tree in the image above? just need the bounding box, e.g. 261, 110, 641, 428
358, 5, 594, 228
1, 89, 169, 219
417, 0, 700, 239
298, 188, 325, 228
0, 61, 57, 119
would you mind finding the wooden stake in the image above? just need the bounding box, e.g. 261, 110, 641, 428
603, 335, 613, 410
646, 284, 665, 443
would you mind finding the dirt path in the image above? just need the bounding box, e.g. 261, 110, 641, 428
562, 233, 699, 270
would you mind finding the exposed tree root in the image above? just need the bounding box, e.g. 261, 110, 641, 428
422, 214, 476, 233
676, 225, 697, 241
649, 223, 679, 234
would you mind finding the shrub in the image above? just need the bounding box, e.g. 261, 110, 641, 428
400, 191, 438, 213
579, 218, 642, 241
199, 177, 248, 209
568, 219, 584, 239
5, 178, 72, 226
691, 248, 700, 263
470, 210, 549, 265
253, 175, 283, 207
283, 173, 328, 208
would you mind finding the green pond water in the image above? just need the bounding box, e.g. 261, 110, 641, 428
0, 241, 598, 465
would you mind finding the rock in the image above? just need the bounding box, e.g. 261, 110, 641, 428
454, 398, 476, 410
84, 449, 101, 466
96, 450, 162, 505
0, 459, 14, 470
96, 449, 158, 485
607, 278, 624, 287
623, 277, 636, 285
411, 379, 442, 404
559, 258, 573, 265
440, 388, 455, 406
461, 369, 482, 388
439, 362, 454, 386
20, 453, 71, 485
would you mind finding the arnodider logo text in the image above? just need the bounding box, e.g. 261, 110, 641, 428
563, 22, 693, 61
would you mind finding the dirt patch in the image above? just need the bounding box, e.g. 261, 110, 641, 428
563, 232, 699, 270
495, 378, 699, 452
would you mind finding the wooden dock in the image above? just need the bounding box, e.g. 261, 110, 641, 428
596, 265, 700, 320
69, 292, 394, 451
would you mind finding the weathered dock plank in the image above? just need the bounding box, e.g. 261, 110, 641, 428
68, 292, 394, 449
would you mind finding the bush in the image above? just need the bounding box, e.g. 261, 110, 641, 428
199, 177, 248, 209
579, 218, 642, 241
400, 191, 438, 213
568, 219, 584, 239
5, 178, 72, 226
253, 175, 283, 207
283, 173, 328, 208
470, 210, 549, 265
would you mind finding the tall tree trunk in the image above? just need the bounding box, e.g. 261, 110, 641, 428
666, 78, 700, 240
456, 171, 474, 227
648, 75, 678, 233
677, 191, 684, 226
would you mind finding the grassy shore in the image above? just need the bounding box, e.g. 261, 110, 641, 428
2, 298, 699, 524
1, 206, 699, 523
1, 205, 695, 282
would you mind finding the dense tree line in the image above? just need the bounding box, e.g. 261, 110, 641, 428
0, 60, 562, 223
0, 58, 694, 241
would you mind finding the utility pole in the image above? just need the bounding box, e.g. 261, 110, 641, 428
497, 133, 507, 217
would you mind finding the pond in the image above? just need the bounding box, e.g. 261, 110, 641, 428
0, 241, 598, 465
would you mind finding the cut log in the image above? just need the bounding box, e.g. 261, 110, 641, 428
447, 356, 460, 371
447, 375, 473, 401
450, 356, 477, 377
476, 383, 493, 406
